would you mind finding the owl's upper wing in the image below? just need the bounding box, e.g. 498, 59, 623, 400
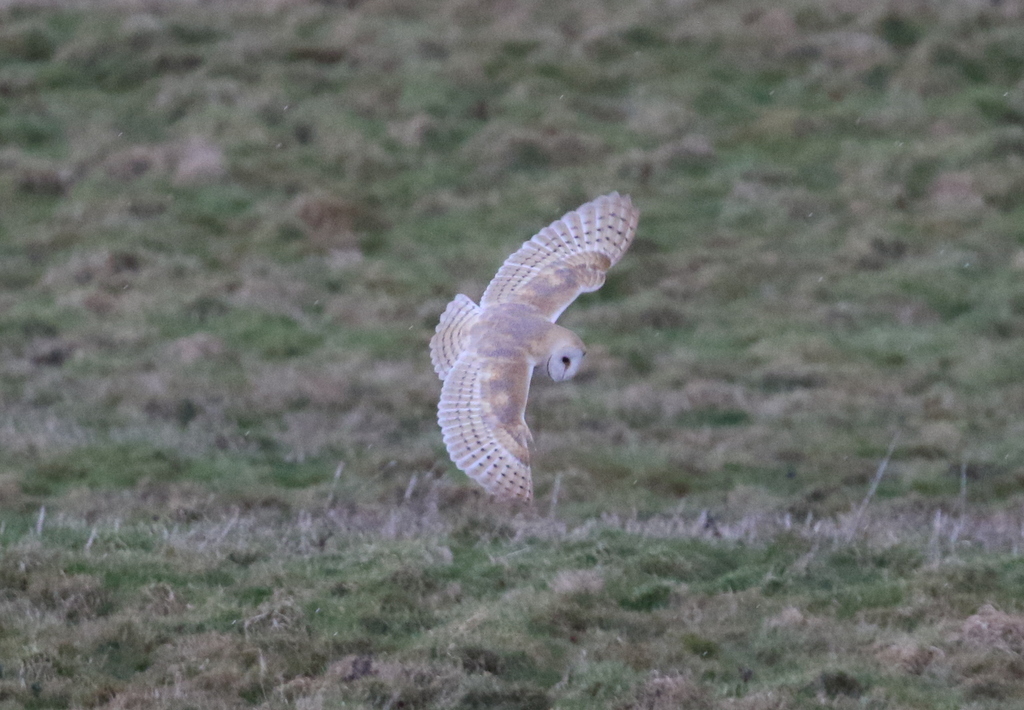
480, 192, 639, 321
438, 351, 534, 501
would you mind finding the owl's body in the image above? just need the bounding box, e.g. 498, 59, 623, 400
431, 192, 639, 501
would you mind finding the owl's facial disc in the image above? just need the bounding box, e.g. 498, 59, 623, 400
546, 344, 585, 382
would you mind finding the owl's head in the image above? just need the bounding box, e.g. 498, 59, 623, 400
546, 334, 586, 382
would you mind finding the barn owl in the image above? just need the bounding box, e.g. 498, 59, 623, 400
430, 192, 639, 502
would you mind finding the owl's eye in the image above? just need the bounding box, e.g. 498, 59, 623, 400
562, 356, 571, 366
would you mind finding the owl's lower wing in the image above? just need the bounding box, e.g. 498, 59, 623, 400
480, 192, 639, 322
430, 294, 481, 380
438, 352, 534, 501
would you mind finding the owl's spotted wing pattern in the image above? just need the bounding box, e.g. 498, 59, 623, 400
480, 192, 639, 321
438, 352, 534, 501
430, 293, 481, 380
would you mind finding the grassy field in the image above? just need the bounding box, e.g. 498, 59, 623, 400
2, 0, 1024, 707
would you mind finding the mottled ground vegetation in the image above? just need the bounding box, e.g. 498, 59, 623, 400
3, 0, 1024, 707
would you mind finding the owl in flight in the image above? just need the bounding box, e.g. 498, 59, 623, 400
430, 192, 639, 502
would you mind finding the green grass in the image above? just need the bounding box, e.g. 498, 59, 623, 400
3, 0, 1024, 707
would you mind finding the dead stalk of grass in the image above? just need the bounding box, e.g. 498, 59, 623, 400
928, 508, 944, 563
548, 472, 561, 519
210, 507, 240, 548
951, 458, 968, 545
844, 433, 899, 542
326, 461, 345, 508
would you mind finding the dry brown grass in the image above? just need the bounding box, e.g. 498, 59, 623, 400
622, 671, 712, 710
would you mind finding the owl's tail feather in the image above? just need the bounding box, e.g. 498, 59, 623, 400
430, 294, 481, 379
